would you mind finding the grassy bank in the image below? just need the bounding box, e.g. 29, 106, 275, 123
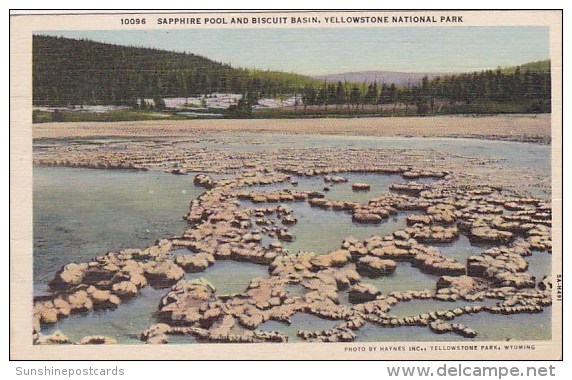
33, 99, 549, 124
251, 100, 549, 119
32, 110, 191, 123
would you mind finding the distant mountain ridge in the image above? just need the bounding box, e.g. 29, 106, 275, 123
314, 60, 551, 86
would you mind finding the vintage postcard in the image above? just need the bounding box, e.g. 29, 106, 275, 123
10, 10, 562, 360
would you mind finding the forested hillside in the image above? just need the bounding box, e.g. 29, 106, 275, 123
300, 62, 551, 114
501, 60, 551, 74
33, 35, 321, 106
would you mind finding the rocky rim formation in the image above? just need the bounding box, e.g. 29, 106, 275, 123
32, 137, 553, 344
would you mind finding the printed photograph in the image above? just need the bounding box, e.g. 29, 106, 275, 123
15, 11, 560, 356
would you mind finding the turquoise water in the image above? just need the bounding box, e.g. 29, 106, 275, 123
33, 167, 203, 295
40, 260, 269, 344
527, 251, 552, 282
167, 335, 198, 344
286, 204, 412, 255
243, 173, 435, 204
284, 284, 310, 298
430, 234, 488, 265
361, 262, 438, 294
454, 307, 552, 341
184, 260, 270, 295
243, 199, 412, 255
40, 285, 165, 344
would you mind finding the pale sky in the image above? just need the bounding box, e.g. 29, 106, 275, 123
39, 27, 549, 75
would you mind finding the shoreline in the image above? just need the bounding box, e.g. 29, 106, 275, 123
33, 114, 551, 145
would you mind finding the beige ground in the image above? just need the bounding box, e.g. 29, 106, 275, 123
33, 114, 551, 143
